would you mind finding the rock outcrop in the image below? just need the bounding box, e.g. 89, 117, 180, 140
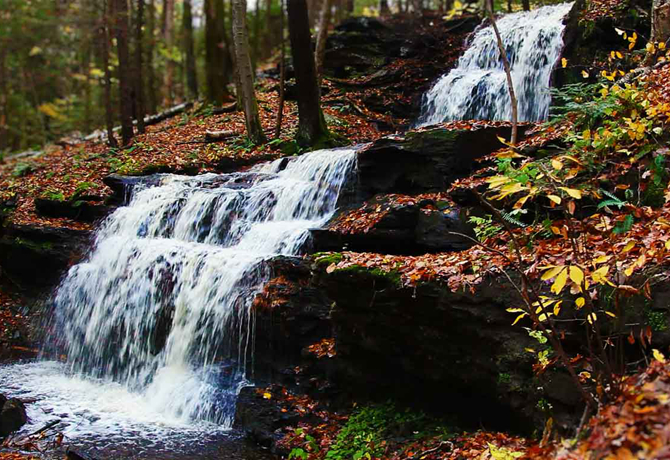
0, 395, 27, 437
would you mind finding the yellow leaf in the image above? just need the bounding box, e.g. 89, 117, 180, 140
591, 265, 610, 285
506, 308, 525, 313
616, 51, 624, 59
561, 58, 568, 68
486, 175, 511, 189
514, 194, 531, 210
559, 187, 583, 199
553, 302, 562, 316
541, 266, 564, 281
665, 240, 670, 250
547, 194, 562, 205
605, 311, 617, 318
263, 392, 272, 399
582, 70, 590, 78
594, 255, 610, 264
575, 297, 586, 309
569, 266, 585, 287
583, 129, 592, 140
29, 46, 42, 56
653, 349, 666, 363
623, 241, 636, 253
551, 269, 568, 295
551, 158, 563, 170
511, 313, 527, 326
587, 313, 597, 325
660, 42, 666, 50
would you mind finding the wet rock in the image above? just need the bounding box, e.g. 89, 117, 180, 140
312, 195, 474, 255
357, 124, 527, 197
233, 387, 286, 450
0, 223, 92, 289
35, 197, 111, 223
0, 396, 27, 437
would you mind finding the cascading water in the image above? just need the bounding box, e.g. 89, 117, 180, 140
417, 2, 574, 127
0, 148, 357, 451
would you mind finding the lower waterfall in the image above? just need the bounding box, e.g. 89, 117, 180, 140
0, 148, 357, 444
417, 2, 574, 127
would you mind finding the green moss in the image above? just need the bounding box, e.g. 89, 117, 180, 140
333, 264, 402, 288
314, 252, 344, 266
14, 237, 53, 252
646, 309, 668, 332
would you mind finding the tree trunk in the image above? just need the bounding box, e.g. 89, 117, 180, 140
232, 0, 267, 144
315, 0, 333, 84
522, 0, 530, 11
287, 0, 329, 146
162, 0, 175, 106
275, 0, 286, 138
146, 0, 158, 114
651, 0, 670, 45
183, 0, 199, 99
135, 0, 146, 134
114, 0, 134, 145
102, 0, 118, 148
486, 0, 517, 145
205, 0, 232, 104
0, 49, 7, 151
380, 0, 390, 14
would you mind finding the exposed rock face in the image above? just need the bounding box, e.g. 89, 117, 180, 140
35, 197, 110, 223
0, 224, 92, 289
312, 194, 474, 255
356, 124, 525, 197
0, 395, 27, 437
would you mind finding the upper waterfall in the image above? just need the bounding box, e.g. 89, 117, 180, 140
417, 2, 574, 127
16, 148, 358, 433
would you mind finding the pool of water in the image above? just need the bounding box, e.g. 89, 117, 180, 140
0, 361, 273, 460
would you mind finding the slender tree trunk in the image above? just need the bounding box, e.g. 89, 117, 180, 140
287, 0, 329, 146
232, 0, 267, 143
205, 0, 232, 104
114, 0, 134, 145
183, 0, 199, 99
380, 0, 390, 14
522, 0, 530, 11
101, 0, 118, 148
315, 0, 333, 85
146, 0, 158, 114
252, 0, 262, 69
0, 49, 7, 151
486, 0, 517, 144
275, 0, 286, 138
135, 0, 146, 133
163, 0, 175, 105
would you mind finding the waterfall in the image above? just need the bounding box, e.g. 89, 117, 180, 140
0, 148, 357, 439
417, 3, 574, 127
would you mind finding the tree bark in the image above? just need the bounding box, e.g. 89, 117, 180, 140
101, 0, 118, 148
146, 0, 158, 114
0, 49, 7, 151
315, 0, 333, 84
162, 0, 175, 106
275, 0, 286, 138
287, 0, 329, 146
183, 0, 199, 99
232, 0, 267, 144
380, 0, 390, 14
522, 0, 530, 11
205, 0, 233, 105
651, 0, 670, 45
114, 0, 134, 145
135, 0, 146, 134
486, 0, 518, 145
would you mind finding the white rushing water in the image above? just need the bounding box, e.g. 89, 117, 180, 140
0, 148, 357, 443
417, 2, 574, 126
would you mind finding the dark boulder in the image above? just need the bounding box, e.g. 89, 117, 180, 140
0, 224, 92, 289
35, 197, 111, 223
357, 124, 527, 197
311, 194, 474, 255
0, 396, 27, 437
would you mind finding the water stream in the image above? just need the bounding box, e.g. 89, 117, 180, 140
417, 2, 574, 126
0, 148, 357, 457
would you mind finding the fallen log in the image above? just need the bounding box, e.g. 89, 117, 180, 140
205, 130, 237, 142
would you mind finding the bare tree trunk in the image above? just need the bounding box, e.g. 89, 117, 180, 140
135, 0, 146, 134
651, 0, 670, 45
275, 0, 286, 138
101, 0, 118, 148
315, 0, 333, 84
146, 0, 158, 114
183, 0, 199, 99
232, 0, 267, 144
163, 0, 175, 106
114, 0, 134, 145
205, 0, 233, 104
380, 0, 390, 14
287, 0, 329, 146
522, 0, 530, 11
0, 49, 7, 151
486, 0, 517, 145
